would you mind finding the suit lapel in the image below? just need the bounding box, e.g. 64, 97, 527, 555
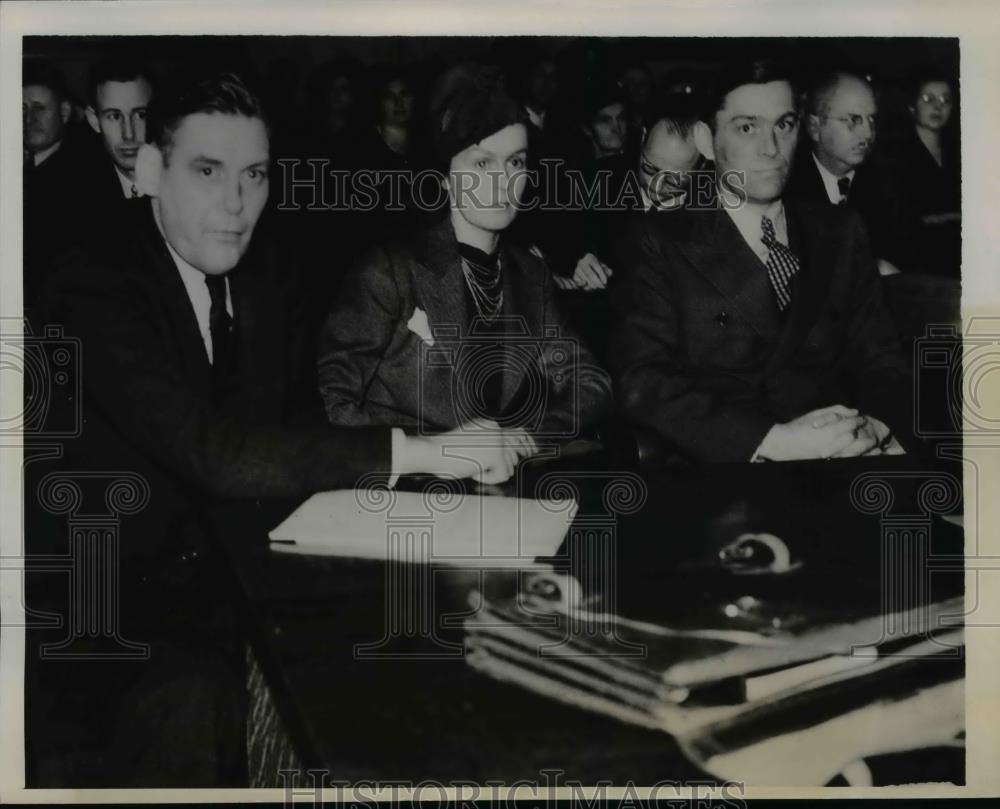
676, 208, 781, 341
411, 218, 469, 340
766, 200, 836, 372
136, 206, 214, 393
788, 147, 831, 204
804, 153, 830, 203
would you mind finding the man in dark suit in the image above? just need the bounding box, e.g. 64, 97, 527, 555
555, 92, 706, 292
30, 72, 520, 787
83, 58, 155, 209
785, 69, 917, 276
551, 96, 706, 361
610, 59, 910, 464
22, 60, 87, 324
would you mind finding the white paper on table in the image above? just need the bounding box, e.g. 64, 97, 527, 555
269, 489, 578, 567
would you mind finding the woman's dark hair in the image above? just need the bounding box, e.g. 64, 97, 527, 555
907, 66, 957, 108
428, 62, 525, 166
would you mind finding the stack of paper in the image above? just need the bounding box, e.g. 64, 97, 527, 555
269, 489, 578, 567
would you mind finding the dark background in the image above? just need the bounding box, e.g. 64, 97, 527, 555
24, 35, 959, 143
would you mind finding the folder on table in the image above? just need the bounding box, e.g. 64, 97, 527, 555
268, 489, 578, 567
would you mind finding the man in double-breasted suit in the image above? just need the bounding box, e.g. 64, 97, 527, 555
610, 59, 910, 464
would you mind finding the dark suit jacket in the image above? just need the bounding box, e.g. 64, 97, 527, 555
609, 199, 911, 463
43, 202, 391, 564
317, 216, 612, 437
784, 147, 918, 273
885, 130, 961, 278
23, 137, 89, 324
88, 155, 136, 211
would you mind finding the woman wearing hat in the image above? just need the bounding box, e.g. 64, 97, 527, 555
317, 63, 611, 464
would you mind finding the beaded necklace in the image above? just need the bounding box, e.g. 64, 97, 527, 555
459, 247, 504, 322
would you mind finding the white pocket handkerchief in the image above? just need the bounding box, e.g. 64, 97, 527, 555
406, 307, 434, 346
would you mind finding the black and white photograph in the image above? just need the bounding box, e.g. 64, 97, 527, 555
2, 0, 998, 803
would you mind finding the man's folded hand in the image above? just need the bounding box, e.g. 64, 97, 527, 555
757, 405, 905, 461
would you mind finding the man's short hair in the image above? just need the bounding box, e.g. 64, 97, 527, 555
88, 57, 156, 108
805, 68, 875, 117
23, 59, 70, 102
700, 58, 797, 132
146, 71, 269, 163
580, 75, 626, 125
643, 92, 702, 140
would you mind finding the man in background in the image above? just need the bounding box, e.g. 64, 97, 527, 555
84, 58, 155, 205
22, 60, 85, 321
558, 93, 706, 292
786, 69, 917, 276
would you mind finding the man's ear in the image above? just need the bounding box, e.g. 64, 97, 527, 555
85, 105, 100, 134
693, 121, 715, 162
805, 113, 821, 143
59, 100, 72, 126
135, 143, 163, 197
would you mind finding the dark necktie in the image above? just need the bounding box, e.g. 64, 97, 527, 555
837, 176, 851, 205
130, 184, 139, 198
205, 275, 233, 377
761, 216, 800, 312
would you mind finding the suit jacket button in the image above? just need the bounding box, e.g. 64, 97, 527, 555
716, 311, 729, 326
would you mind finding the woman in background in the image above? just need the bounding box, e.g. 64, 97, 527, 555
893, 70, 960, 278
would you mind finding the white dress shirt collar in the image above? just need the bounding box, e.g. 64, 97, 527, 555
812, 151, 855, 204
114, 165, 143, 199
32, 139, 62, 167
160, 236, 232, 365
723, 195, 788, 264
525, 105, 546, 130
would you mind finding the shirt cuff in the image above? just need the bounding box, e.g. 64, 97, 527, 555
388, 427, 404, 488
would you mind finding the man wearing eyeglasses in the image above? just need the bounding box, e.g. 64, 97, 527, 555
554, 94, 705, 293
787, 69, 917, 276
551, 96, 705, 361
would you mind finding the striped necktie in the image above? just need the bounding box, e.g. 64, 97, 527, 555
760, 216, 799, 312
